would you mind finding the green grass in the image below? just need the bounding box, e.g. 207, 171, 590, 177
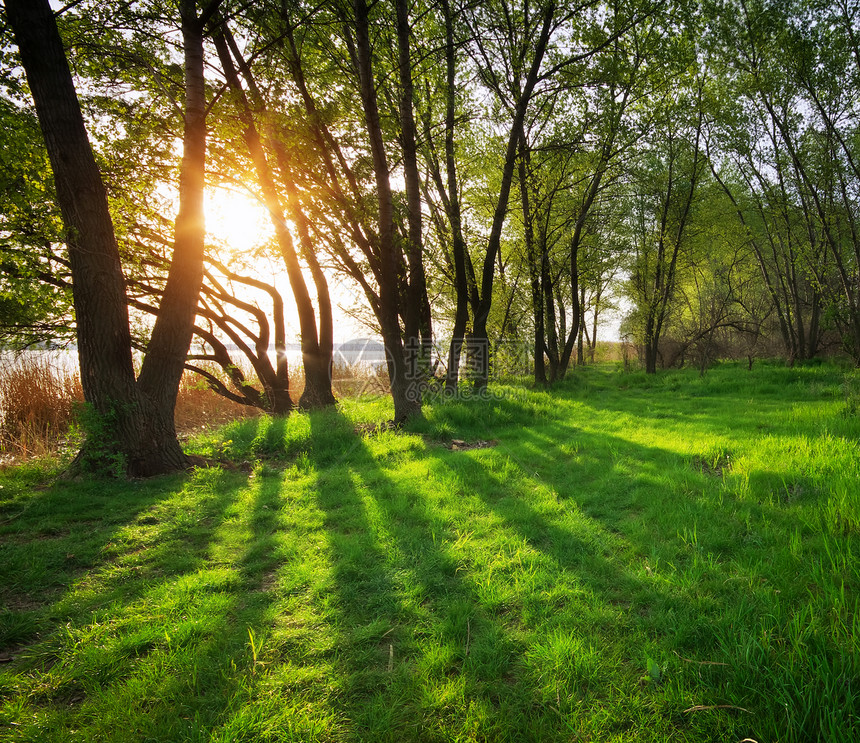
1, 362, 858, 742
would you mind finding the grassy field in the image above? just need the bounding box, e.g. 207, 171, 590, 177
0, 362, 858, 742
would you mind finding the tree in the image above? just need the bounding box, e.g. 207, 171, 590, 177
0, 99, 73, 348
347, 0, 424, 421
626, 73, 706, 373
703, 0, 851, 362
4, 0, 217, 475
211, 19, 336, 410
465, 0, 560, 390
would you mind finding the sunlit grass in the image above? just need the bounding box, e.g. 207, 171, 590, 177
1, 362, 858, 741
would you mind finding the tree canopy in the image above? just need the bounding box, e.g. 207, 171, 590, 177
1, 0, 858, 470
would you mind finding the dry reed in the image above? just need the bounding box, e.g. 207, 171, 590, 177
0, 353, 83, 461
173, 369, 260, 437
0, 354, 389, 464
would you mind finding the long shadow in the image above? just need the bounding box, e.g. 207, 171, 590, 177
549, 365, 846, 441
305, 410, 430, 739
0, 468, 197, 652
0, 417, 295, 740
553, 393, 812, 549
416, 386, 857, 741
419, 426, 757, 740
132, 431, 289, 740
305, 408, 698, 741
488, 386, 830, 535
422, 426, 691, 629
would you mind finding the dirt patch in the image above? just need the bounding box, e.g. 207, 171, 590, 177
2, 592, 48, 612
0, 644, 25, 664
259, 571, 278, 592
691, 452, 732, 477
447, 439, 498, 451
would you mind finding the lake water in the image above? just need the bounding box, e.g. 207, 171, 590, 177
1, 338, 389, 377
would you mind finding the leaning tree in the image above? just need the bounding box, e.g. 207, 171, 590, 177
4, 0, 218, 475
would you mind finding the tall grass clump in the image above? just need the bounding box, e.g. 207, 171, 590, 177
0, 353, 82, 461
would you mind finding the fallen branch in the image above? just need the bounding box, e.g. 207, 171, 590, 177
683, 705, 751, 714
674, 651, 730, 667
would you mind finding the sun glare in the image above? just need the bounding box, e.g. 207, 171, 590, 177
204, 188, 273, 255
201, 186, 368, 343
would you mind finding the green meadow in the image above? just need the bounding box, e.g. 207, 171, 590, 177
1, 363, 858, 742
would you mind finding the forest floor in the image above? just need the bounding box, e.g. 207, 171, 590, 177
0, 362, 858, 742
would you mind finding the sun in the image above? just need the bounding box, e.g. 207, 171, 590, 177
201, 184, 369, 343
204, 187, 273, 255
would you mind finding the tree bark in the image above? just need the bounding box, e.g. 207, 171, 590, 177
6, 0, 209, 475
352, 0, 420, 422
136, 0, 209, 455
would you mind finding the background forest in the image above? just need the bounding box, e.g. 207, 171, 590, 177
2, 0, 860, 464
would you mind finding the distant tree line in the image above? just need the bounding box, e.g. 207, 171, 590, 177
1, 0, 857, 474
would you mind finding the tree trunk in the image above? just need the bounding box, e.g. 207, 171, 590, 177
136, 0, 209, 451
471, 3, 556, 390
214, 25, 335, 410
543, 239, 560, 382
395, 0, 432, 379
590, 291, 600, 363
352, 0, 420, 422
644, 311, 659, 374
441, 0, 470, 394
6, 0, 204, 476
576, 284, 586, 365
518, 132, 547, 385
558, 234, 581, 378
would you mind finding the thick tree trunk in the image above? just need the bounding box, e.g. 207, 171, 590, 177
136, 0, 208, 464
353, 0, 420, 422
6, 0, 137, 407
7, 0, 198, 476
289, 196, 338, 410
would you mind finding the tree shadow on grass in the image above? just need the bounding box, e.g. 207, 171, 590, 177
551, 366, 841, 441
417, 388, 860, 742
128, 440, 290, 741
303, 408, 728, 742
0, 472, 190, 652
0, 417, 300, 741
482, 390, 826, 562
312, 410, 556, 741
